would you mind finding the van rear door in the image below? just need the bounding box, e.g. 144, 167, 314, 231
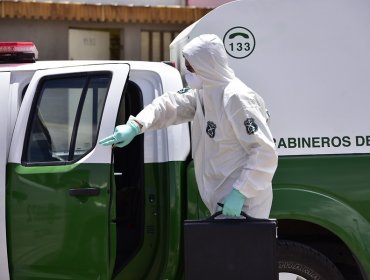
6, 64, 129, 280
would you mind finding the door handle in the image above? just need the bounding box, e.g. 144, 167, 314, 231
69, 187, 100, 197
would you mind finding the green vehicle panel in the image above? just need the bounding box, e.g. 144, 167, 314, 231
7, 163, 111, 280
272, 155, 370, 278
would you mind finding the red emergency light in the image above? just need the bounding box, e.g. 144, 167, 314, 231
0, 42, 38, 63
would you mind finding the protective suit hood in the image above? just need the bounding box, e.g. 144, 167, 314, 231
182, 34, 235, 87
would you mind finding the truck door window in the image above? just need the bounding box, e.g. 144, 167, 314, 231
23, 73, 111, 165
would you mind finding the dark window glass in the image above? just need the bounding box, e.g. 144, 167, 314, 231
24, 73, 111, 164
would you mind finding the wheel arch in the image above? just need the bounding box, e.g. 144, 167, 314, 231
271, 187, 370, 280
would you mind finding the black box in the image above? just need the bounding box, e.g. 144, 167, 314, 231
184, 212, 278, 280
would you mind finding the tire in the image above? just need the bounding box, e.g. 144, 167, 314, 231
278, 240, 345, 280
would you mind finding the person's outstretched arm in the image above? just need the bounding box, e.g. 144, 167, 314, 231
99, 89, 196, 148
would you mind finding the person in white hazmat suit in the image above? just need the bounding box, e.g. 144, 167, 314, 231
100, 34, 278, 218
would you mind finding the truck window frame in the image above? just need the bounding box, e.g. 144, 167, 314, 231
21, 71, 112, 166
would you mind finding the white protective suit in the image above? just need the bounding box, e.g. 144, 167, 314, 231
130, 34, 278, 218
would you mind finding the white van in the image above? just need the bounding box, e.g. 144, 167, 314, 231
169, 0, 370, 279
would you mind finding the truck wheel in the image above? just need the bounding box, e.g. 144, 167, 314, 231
278, 240, 344, 280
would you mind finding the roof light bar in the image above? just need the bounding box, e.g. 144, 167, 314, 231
0, 42, 38, 63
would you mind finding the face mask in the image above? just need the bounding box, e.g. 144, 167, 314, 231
185, 72, 203, 90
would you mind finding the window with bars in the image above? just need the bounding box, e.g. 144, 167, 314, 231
141, 30, 180, 61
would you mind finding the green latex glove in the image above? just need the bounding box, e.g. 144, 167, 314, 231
222, 189, 246, 217
99, 120, 140, 148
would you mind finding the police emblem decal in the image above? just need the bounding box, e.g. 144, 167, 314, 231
206, 121, 216, 138
244, 118, 258, 135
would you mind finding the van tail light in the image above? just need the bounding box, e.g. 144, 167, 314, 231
0, 42, 38, 63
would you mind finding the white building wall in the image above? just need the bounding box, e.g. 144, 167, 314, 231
187, 0, 233, 7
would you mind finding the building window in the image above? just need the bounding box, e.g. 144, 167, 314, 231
68, 28, 120, 60
141, 30, 180, 61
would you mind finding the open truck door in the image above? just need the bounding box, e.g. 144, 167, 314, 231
6, 63, 129, 280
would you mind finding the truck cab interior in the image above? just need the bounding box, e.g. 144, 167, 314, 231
113, 80, 144, 275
